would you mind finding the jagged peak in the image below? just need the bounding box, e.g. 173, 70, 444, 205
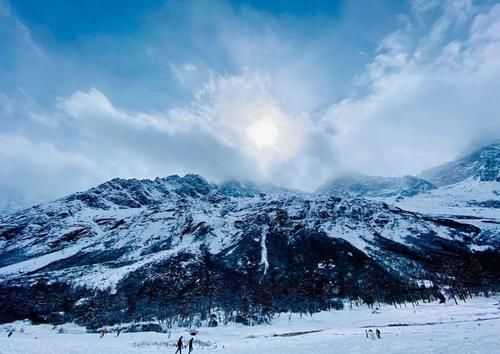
419, 142, 500, 187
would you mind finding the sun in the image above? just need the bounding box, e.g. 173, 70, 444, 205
246, 118, 280, 149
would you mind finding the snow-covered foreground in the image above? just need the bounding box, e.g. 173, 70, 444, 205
1, 298, 499, 354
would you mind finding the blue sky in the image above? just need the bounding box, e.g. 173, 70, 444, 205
9, 0, 165, 40
1, 0, 500, 205
3, 0, 407, 110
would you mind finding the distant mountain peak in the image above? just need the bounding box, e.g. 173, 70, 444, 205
62, 174, 215, 210
316, 173, 436, 199
419, 143, 500, 187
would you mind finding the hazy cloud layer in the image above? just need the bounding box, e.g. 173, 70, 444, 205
0, 0, 499, 204
325, 0, 500, 176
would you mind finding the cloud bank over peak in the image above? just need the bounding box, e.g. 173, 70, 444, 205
324, 1, 500, 177
57, 71, 313, 188
1, 0, 499, 204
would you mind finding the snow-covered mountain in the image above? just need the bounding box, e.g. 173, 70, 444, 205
419, 143, 500, 187
316, 144, 499, 226
317, 174, 436, 199
317, 143, 500, 204
0, 144, 498, 328
393, 144, 500, 219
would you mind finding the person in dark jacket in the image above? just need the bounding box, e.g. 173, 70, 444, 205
7, 331, 13, 338
175, 336, 183, 354
376, 328, 381, 339
188, 337, 194, 353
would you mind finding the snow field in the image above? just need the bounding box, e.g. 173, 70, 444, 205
0, 297, 498, 354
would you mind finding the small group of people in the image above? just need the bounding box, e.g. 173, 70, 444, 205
365, 328, 381, 339
98, 327, 124, 338
175, 336, 194, 354
97, 327, 195, 352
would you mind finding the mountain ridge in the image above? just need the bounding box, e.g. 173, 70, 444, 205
317, 174, 436, 199
419, 143, 500, 187
0, 143, 498, 328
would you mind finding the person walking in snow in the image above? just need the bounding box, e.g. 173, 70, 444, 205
7, 331, 13, 338
188, 337, 194, 353
99, 329, 105, 338
175, 336, 183, 354
376, 328, 381, 339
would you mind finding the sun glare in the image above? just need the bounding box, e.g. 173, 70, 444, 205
246, 118, 280, 149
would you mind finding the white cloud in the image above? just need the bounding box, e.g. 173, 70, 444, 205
182, 63, 197, 72
0, 134, 100, 200
470, 3, 500, 41
0, 0, 44, 56
0, 93, 14, 116
58, 71, 311, 181
410, 0, 440, 15
170, 62, 200, 85
175, 71, 308, 172
323, 2, 500, 177
60, 88, 197, 135
1, 0, 500, 204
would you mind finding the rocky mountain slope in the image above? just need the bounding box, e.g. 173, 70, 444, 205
0, 145, 498, 328
419, 143, 500, 187
393, 144, 500, 221
317, 144, 500, 222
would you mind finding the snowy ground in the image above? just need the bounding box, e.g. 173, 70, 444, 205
1, 298, 499, 354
